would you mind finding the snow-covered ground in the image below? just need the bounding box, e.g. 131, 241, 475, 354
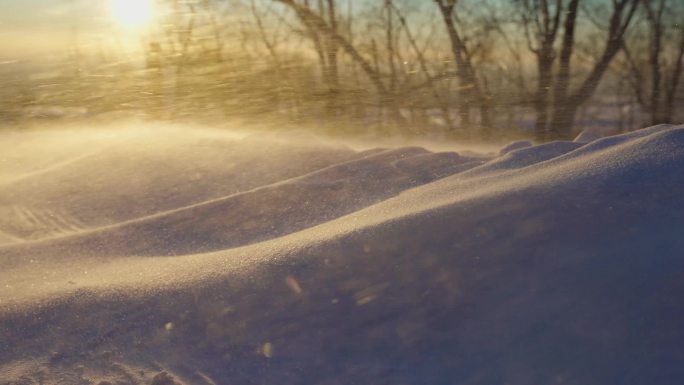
1, 124, 684, 385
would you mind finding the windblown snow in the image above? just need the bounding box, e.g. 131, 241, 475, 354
1, 124, 684, 385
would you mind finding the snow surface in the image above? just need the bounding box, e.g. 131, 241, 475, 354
1, 124, 684, 384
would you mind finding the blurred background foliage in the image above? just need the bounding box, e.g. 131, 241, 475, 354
0, 0, 682, 141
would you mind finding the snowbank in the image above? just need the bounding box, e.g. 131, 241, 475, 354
1, 124, 683, 385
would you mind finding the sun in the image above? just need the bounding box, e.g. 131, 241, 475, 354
110, 0, 155, 29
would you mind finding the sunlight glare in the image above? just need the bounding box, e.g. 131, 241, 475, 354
110, 0, 155, 29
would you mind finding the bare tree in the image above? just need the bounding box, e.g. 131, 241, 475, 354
517, 0, 638, 139
622, 0, 684, 125
325, 0, 340, 115
434, 0, 492, 133
550, 0, 639, 139
273, 0, 408, 130
519, 0, 562, 139
390, 3, 456, 130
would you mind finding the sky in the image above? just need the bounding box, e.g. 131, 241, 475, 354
1, 0, 112, 28
0, 0, 140, 58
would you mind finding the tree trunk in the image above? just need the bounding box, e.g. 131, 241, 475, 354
522, 0, 563, 140
550, 0, 580, 139
435, 0, 490, 132
535, 52, 555, 140
325, 0, 340, 117
551, 99, 580, 139
663, 1, 684, 123
664, 30, 684, 122
644, 0, 666, 124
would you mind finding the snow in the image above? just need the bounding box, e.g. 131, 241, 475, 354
1, 123, 684, 384
498, 139, 532, 155
574, 129, 604, 143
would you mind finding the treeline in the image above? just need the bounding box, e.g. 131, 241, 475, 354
2, 0, 683, 140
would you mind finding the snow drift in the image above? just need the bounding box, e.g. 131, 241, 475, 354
1, 124, 684, 385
